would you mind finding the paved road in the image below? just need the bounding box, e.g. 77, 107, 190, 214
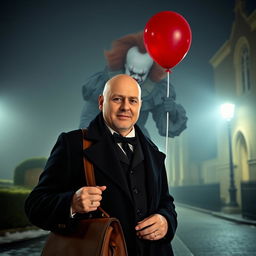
0, 206, 256, 255
175, 206, 256, 256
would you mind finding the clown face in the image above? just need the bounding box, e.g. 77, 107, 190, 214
124, 46, 153, 84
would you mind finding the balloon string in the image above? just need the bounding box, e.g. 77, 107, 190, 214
165, 70, 170, 157
166, 69, 170, 98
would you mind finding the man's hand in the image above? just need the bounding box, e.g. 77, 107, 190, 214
135, 214, 168, 240
71, 186, 106, 214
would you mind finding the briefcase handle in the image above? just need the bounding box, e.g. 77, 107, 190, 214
82, 129, 110, 218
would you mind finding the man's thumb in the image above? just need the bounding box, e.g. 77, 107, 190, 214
98, 186, 107, 191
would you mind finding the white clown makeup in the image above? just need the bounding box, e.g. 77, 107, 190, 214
124, 46, 153, 84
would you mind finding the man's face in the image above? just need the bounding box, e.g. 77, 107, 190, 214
124, 46, 153, 85
99, 75, 142, 136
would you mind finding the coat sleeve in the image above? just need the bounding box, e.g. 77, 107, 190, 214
24, 132, 82, 232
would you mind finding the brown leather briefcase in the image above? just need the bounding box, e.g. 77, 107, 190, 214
42, 217, 127, 255
41, 129, 128, 256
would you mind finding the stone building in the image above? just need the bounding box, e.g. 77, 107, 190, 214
168, 0, 256, 218
209, 0, 256, 212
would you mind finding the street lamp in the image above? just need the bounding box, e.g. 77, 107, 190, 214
220, 103, 238, 207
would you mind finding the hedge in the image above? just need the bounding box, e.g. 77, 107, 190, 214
0, 179, 13, 187
0, 186, 32, 230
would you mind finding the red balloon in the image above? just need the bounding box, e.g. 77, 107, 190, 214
144, 11, 192, 70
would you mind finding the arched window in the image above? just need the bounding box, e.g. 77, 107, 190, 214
235, 131, 249, 181
233, 37, 251, 95
241, 46, 251, 92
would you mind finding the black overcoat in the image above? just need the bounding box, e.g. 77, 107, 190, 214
25, 113, 177, 255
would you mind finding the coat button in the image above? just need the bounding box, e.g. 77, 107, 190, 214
130, 170, 134, 175
136, 209, 142, 216
133, 187, 139, 194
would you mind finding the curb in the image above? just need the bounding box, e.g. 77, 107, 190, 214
176, 203, 256, 226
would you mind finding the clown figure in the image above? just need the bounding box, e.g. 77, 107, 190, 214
79, 32, 187, 138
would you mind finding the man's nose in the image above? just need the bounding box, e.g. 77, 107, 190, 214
120, 99, 130, 111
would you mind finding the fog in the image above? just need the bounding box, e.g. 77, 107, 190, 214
0, 0, 243, 179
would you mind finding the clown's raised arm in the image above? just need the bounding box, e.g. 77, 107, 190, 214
79, 31, 188, 138
136, 77, 187, 138
150, 80, 188, 137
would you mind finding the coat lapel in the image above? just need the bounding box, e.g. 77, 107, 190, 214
82, 114, 133, 205
136, 127, 166, 212
131, 138, 144, 169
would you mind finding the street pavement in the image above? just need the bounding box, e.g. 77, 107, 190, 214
174, 205, 256, 256
0, 204, 256, 255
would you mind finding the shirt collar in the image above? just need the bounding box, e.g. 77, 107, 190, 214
105, 123, 135, 138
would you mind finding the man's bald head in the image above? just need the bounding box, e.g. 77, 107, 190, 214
102, 74, 141, 100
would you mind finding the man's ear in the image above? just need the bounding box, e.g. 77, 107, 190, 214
98, 95, 104, 111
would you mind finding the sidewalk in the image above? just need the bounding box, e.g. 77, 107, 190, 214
176, 202, 256, 226
0, 228, 48, 245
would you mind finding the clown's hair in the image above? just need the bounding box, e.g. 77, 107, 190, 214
104, 31, 166, 82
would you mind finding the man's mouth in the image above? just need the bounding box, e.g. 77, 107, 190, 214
117, 114, 131, 119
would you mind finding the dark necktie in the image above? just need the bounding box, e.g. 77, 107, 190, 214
112, 133, 137, 161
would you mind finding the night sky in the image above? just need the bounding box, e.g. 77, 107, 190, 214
1, 0, 253, 180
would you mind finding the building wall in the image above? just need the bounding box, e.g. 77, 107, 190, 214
206, 0, 256, 208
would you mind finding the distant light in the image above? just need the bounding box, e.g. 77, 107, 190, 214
0, 101, 4, 120
0, 99, 10, 124
220, 103, 235, 121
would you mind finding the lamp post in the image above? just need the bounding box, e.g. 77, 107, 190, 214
220, 103, 238, 207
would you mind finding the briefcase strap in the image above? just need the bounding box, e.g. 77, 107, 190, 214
81, 128, 110, 218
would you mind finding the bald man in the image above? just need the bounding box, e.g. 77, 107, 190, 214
25, 74, 177, 256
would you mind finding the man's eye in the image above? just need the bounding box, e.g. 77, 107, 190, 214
113, 98, 122, 102
130, 99, 138, 104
